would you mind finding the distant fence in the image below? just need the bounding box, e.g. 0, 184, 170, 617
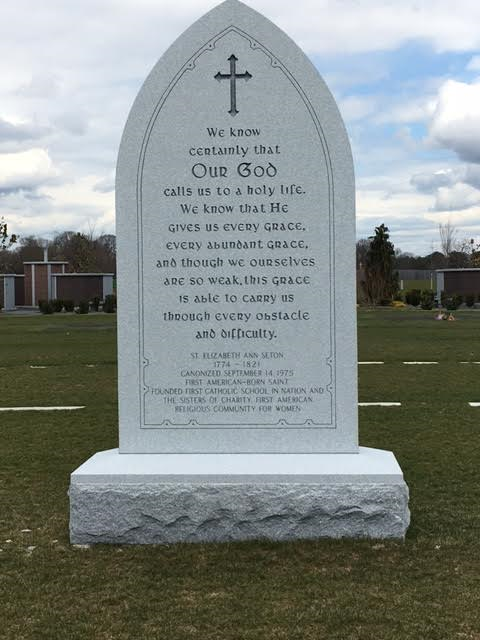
398, 270, 434, 290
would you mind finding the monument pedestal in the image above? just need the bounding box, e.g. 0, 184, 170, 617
70, 447, 409, 544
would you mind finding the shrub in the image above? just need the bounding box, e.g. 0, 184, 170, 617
420, 290, 435, 310
76, 300, 90, 314
63, 299, 75, 312
103, 294, 117, 313
445, 295, 462, 311
465, 293, 475, 308
90, 296, 101, 312
405, 289, 421, 306
38, 300, 54, 314
51, 299, 63, 313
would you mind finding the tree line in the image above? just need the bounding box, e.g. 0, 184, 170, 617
357, 221, 480, 272
3, 219, 478, 306
0, 231, 116, 274
357, 222, 480, 305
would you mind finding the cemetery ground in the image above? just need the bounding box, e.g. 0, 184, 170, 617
1, 310, 479, 640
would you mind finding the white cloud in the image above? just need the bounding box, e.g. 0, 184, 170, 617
411, 165, 480, 194
266, 0, 480, 55
339, 96, 378, 122
323, 64, 389, 93
429, 80, 480, 163
356, 162, 480, 254
93, 173, 115, 194
0, 148, 59, 192
54, 111, 89, 137
0, 116, 51, 146
434, 183, 480, 211
464, 165, 480, 190
409, 164, 480, 218
411, 169, 459, 193
0, 175, 115, 240
15, 73, 60, 99
355, 199, 442, 254
375, 96, 437, 125
2, 2, 480, 86
357, 187, 432, 223
41, 177, 115, 233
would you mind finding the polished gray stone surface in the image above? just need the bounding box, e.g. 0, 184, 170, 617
115, 0, 357, 453
70, 447, 410, 543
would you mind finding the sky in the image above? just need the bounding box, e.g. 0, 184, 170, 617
1, 0, 480, 256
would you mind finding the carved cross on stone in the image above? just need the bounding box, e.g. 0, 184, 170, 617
214, 54, 252, 116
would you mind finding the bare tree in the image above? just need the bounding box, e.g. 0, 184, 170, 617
356, 238, 370, 269
439, 221, 457, 258
49, 231, 116, 272
457, 237, 480, 267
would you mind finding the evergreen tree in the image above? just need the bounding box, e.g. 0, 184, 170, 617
363, 224, 398, 304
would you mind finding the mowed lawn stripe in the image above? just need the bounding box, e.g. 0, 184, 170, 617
359, 402, 401, 407
0, 406, 86, 412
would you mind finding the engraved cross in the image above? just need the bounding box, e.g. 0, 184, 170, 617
214, 54, 252, 117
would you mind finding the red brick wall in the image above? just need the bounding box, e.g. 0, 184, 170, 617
444, 272, 480, 295
35, 264, 48, 304
24, 265, 33, 306
56, 276, 103, 304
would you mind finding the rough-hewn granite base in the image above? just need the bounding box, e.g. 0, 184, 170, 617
69, 448, 409, 544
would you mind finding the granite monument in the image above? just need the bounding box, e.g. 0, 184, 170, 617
70, 0, 410, 543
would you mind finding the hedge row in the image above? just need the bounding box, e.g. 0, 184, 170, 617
38, 295, 116, 314
402, 289, 480, 310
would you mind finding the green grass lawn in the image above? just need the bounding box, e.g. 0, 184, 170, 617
1, 309, 479, 640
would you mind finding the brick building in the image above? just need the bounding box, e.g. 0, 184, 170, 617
1, 255, 114, 310
435, 268, 480, 302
